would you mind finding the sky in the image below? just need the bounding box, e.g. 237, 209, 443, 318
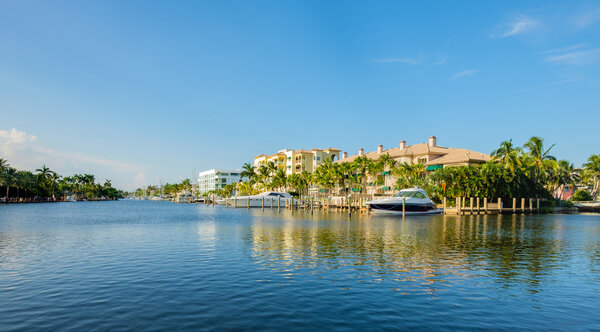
1, 0, 599, 190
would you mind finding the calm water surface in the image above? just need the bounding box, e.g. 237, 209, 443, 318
1, 200, 599, 331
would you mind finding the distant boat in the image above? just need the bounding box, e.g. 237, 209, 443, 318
174, 192, 195, 203
224, 191, 296, 207
65, 196, 77, 202
151, 196, 166, 201
366, 187, 442, 215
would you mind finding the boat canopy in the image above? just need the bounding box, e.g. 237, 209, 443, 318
393, 188, 428, 198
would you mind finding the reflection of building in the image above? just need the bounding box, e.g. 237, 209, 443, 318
197, 169, 242, 194
253, 148, 341, 175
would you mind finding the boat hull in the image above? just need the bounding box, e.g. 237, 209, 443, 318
368, 202, 442, 215
225, 197, 295, 208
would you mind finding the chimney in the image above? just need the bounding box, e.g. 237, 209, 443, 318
377, 145, 383, 154
342, 152, 348, 159
358, 148, 364, 156
429, 136, 437, 147
399, 140, 406, 149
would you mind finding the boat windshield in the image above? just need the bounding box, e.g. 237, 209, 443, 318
394, 191, 427, 199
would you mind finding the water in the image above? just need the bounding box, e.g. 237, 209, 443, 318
1, 200, 599, 331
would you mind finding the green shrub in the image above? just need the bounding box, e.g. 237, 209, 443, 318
572, 190, 593, 202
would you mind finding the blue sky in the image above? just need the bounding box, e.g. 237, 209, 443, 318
1, 1, 599, 189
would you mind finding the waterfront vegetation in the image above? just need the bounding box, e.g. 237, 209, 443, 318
200, 136, 598, 204
0, 159, 124, 201
134, 179, 193, 198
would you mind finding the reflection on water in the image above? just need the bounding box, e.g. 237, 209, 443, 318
247, 210, 598, 294
0, 201, 599, 331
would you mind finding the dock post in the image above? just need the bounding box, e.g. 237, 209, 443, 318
476, 197, 480, 215
271, 197, 273, 209
484, 198, 488, 214
262, 196, 264, 210
512, 198, 516, 214
278, 197, 280, 211
537, 198, 540, 213
402, 197, 406, 218
470, 197, 474, 215
247, 197, 250, 209
498, 197, 502, 214
456, 197, 461, 215
529, 198, 533, 213
461, 197, 465, 215
521, 198, 525, 213
443, 197, 446, 214
234, 197, 237, 208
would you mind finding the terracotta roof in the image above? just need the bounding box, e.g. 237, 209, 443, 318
336, 150, 388, 163
426, 148, 491, 166
386, 143, 448, 158
311, 148, 323, 151
324, 147, 341, 151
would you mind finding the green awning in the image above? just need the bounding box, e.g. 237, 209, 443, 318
382, 186, 391, 191
426, 165, 443, 171
351, 188, 361, 192
318, 189, 329, 193
381, 171, 390, 175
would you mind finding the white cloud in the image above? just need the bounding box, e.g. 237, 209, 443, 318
373, 57, 421, 65
573, 6, 600, 29
508, 78, 580, 95
493, 15, 539, 38
451, 69, 477, 80
545, 48, 600, 65
541, 44, 586, 54
0, 128, 149, 190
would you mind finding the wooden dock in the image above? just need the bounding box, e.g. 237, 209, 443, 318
442, 197, 540, 215
219, 195, 540, 216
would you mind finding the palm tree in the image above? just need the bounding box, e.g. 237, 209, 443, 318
583, 154, 600, 196
523, 136, 556, 183
352, 156, 372, 193
491, 139, 523, 175
241, 163, 256, 183
2, 167, 17, 198
49, 172, 61, 198
272, 169, 287, 191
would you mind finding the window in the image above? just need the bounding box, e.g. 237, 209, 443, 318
317, 157, 320, 161
394, 191, 427, 198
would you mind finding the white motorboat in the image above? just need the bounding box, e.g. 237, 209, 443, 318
366, 187, 442, 215
65, 195, 77, 202
174, 192, 195, 203
224, 191, 296, 207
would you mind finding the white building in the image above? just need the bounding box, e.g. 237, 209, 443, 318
197, 169, 243, 194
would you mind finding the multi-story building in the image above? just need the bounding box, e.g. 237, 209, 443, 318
336, 136, 491, 195
253, 148, 341, 175
197, 169, 243, 194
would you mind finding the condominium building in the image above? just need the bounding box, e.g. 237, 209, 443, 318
253, 147, 341, 175
338, 136, 490, 169
197, 169, 243, 194
336, 136, 491, 195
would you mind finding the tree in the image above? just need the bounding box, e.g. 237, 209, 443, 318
241, 163, 256, 183
491, 139, 523, 175
2, 167, 17, 198
523, 136, 556, 183
583, 154, 600, 196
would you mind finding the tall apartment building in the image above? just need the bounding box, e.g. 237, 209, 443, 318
197, 169, 243, 194
253, 148, 341, 175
